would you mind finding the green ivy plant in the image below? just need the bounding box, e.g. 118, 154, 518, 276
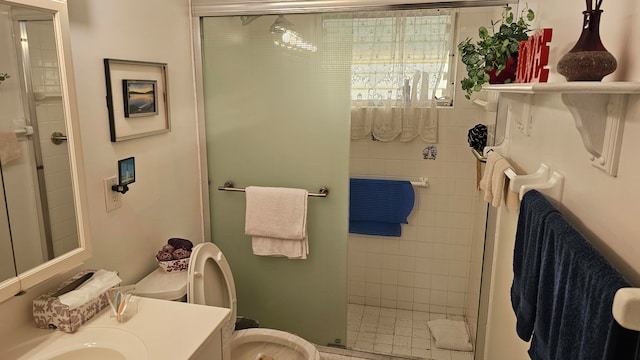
0, 73, 9, 84
457, 6, 535, 99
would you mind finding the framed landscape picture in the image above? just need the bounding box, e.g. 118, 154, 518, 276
104, 59, 170, 142
123, 79, 158, 118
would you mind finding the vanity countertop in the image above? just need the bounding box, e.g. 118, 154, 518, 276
0, 296, 231, 359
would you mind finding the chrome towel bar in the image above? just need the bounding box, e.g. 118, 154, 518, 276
217, 181, 329, 198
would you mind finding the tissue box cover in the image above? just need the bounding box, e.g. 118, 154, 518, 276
32, 269, 109, 333
157, 257, 189, 272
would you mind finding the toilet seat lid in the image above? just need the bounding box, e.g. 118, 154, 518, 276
187, 242, 237, 337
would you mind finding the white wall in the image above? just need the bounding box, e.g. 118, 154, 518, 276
66, 0, 204, 284
484, 0, 640, 358
0, 0, 203, 332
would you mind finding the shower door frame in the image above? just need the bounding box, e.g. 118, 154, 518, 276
14, 19, 54, 262
191, 0, 509, 354
190, 0, 515, 274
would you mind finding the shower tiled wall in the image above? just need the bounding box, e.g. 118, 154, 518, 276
348, 6, 500, 327
36, 102, 77, 256
26, 21, 61, 96
348, 107, 485, 316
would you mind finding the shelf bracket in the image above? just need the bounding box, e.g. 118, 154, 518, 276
561, 93, 627, 176
515, 94, 533, 136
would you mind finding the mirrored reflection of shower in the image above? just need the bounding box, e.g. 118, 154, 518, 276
0, 9, 78, 276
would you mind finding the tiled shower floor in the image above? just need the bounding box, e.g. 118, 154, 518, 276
346, 304, 474, 360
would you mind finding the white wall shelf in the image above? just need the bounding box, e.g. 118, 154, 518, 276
483, 82, 640, 176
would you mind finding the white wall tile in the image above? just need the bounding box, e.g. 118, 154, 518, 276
350, 281, 365, 296
350, 266, 366, 281
381, 284, 398, 300
348, 82, 487, 315
398, 271, 415, 287
381, 269, 399, 285
365, 283, 381, 299
366, 268, 382, 283
397, 287, 414, 303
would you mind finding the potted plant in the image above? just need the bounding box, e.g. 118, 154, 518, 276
458, 6, 535, 99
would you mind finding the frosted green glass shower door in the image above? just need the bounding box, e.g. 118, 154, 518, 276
201, 13, 351, 346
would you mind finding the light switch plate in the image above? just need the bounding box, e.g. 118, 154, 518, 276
104, 176, 122, 212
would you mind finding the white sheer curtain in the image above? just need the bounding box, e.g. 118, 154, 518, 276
347, 9, 455, 142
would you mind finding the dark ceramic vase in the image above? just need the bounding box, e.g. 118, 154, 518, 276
557, 10, 617, 81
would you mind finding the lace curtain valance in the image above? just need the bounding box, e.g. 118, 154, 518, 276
344, 9, 455, 142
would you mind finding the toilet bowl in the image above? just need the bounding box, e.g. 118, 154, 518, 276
136, 242, 320, 360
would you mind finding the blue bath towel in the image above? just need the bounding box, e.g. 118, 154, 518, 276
349, 178, 415, 237
511, 190, 560, 341
528, 212, 638, 360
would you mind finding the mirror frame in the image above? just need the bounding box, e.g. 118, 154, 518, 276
0, 0, 91, 302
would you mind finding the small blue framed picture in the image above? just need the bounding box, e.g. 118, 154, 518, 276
118, 157, 135, 186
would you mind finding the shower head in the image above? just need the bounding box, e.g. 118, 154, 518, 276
240, 15, 260, 26
269, 15, 295, 34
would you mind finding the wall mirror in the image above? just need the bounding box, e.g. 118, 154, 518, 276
0, 0, 91, 302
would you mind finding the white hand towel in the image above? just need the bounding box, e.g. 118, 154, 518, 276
245, 186, 309, 259
480, 151, 519, 209
58, 269, 122, 309
479, 151, 501, 194
491, 158, 520, 210
0, 131, 22, 165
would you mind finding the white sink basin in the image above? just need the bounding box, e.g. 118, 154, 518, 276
24, 327, 147, 360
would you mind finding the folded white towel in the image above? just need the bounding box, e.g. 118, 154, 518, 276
480, 151, 519, 209
427, 318, 473, 351
245, 186, 309, 259
58, 269, 122, 309
0, 131, 22, 165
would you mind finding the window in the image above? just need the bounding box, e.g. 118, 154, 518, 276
325, 9, 456, 107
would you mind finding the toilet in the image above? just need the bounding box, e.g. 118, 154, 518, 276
136, 242, 320, 360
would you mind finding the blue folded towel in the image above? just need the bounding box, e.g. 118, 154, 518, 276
349, 178, 415, 237
528, 212, 638, 360
511, 190, 560, 341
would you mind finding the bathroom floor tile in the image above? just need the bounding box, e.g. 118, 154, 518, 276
346, 304, 474, 360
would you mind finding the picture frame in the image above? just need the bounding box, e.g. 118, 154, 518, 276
104, 59, 170, 142
123, 79, 158, 118
118, 157, 135, 186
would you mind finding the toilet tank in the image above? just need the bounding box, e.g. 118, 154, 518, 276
136, 268, 188, 301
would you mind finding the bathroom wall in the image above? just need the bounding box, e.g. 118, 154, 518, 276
483, 0, 640, 358
348, 108, 480, 317
0, 0, 203, 332
66, 0, 204, 283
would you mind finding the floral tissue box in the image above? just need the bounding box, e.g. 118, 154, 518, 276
32, 269, 109, 333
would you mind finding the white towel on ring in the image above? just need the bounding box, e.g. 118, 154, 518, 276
479, 151, 519, 210
244, 186, 309, 259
